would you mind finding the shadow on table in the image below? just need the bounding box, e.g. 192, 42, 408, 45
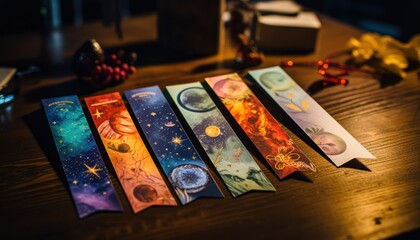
21, 108, 71, 197
387, 228, 420, 240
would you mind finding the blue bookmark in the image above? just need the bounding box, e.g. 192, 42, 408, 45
124, 86, 224, 204
42, 95, 122, 218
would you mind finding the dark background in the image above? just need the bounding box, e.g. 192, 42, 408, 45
296, 0, 419, 41
0, 0, 418, 41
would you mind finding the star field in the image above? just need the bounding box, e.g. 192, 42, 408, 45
125, 86, 223, 204
42, 95, 122, 218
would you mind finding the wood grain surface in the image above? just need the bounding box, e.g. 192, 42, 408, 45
0, 13, 419, 239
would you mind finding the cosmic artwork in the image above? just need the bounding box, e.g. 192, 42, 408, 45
249, 66, 375, 166
124, 86, 223, 204
206, 74, 316, 179
85, 93, 177, 213
166, 82, 276, 197
42, 95, 122, 218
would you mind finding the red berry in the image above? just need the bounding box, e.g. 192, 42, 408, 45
116, 60, 122, 66
107, 66, 114, 74
114, 67, 120, 74
120, 70, 126, 79
114, 75, 121, 82
111, 54, 117, 61
130, 66, 136, 74
122, 63, 129, 71
101, 63, 107, 70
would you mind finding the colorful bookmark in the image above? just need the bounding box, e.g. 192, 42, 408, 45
166, 82, 276, 197
42, 95, 122, 218
248, 66, 375, 166
85, 93, 177, 212
124, 86, 224, 204
206, 73, 316, 179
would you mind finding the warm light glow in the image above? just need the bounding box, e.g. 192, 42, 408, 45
287, 60, 294, 66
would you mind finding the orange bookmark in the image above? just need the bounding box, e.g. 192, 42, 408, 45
85, 92, 177, 212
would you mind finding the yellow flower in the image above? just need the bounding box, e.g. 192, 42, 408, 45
347, 33, 420, 78
406, 35, 420, 62
382, 50, 408, 69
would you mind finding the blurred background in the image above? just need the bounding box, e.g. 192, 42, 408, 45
0, 0, 155, 35
0, 0, 417, 40
296, 0, 419, 41
0, 0, 418, 75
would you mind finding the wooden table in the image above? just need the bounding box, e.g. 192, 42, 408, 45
1, 13, 419, 239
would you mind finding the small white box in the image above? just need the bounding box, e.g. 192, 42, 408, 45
257, 11, 321, 52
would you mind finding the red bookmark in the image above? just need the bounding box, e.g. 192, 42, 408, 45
206, 73, 316, 179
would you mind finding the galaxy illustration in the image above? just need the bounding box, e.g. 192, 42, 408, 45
42, 95, 122, 218
85, 93, 177, 213
249, 66, 375, 167
167, 82, 275, 197
206, 74, 316, 179
124, 86, 223, 204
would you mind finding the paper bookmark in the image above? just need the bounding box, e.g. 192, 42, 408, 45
124, 86, 224, 204
166, 82, 276, 197
85, 93, 177, 212
248, 66, 375, 166
206, 73, 316, 179
42, 95, 122, 218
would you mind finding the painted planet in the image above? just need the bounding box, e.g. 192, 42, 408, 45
259, 71, 292, 91
117, 143, 131, 153
212, 79, 249, 99
98, 120, 120, 139
177, 87, 216, 112
205, 125, 221, 138
133, 184, 158, 202
309, 132, 347, 155
109, 110, 137, 136
168, 164, 210, 193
